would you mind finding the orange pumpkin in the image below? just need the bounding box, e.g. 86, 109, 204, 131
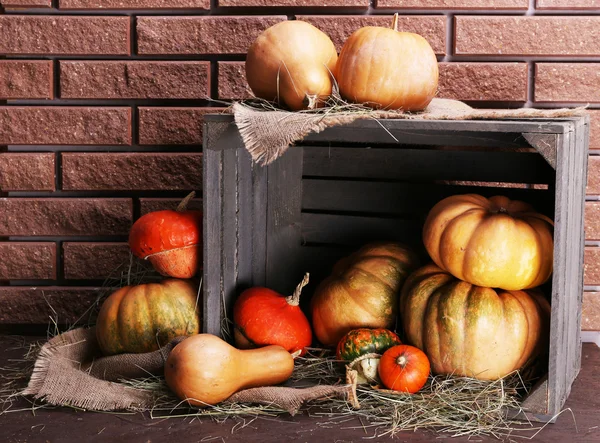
245, 20, 338, 111
335, 13, 438, 111
129, 193, 202, 279
378, 345, 430, 393
233, 273, 312, 356
400, 264, 550, 380
422, 194, 554, 290
96, 279, 200, 356
311, 242, 419, 347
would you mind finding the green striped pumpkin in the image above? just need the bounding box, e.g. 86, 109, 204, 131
336, 328, 402, 361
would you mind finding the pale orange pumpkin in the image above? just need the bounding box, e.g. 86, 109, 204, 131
245, 20, 338, 111
423, 194, 554, 291
335, 14, 438, 111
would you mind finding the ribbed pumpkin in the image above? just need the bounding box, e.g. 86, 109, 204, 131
335, 13, 438, 111
96, 279, 200, 356
245, 20, 338, 111
400, 264, 550, 380
311, 242, 419, 347
423, 194, 554, 290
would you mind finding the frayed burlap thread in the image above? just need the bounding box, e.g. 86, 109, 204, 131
233, 98, 588, 166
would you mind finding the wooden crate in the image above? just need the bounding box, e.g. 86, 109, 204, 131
202, 114, 590, 422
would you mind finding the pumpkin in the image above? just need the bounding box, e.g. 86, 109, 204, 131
399, 264, 550, 380
96, 279, 200, 356
165, 334, 294, 406
336, 328, 402, 384
245, 20, 338, 111
422, 194, 554, 290
311, 242, 419, 348
129, 192, 202, 279
233, 273, 312, 356
335, 13, 438, 111
378, 345, 430, 394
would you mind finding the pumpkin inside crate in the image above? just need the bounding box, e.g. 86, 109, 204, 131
202, 116, 588, 423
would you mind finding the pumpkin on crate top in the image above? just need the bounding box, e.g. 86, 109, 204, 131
422, 194, 554, 291
245, 20, 338, 111
399, 263, 550, 381
233, 273, 312, 356
96, 279, 200, 356
311, 241, 419, 348
335, 13, 438, 111
129, 192, 202, 279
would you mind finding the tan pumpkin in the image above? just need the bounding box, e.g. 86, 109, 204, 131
400, 264, 550, 380
245, 20, 338, 111
423, 194, 554, 290
311, 242, 419, 347
96, 279, 200, 356
335, 13, 438, 111
165, 334, 294, 406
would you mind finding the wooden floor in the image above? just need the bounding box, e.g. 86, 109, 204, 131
1, 336, 599, 443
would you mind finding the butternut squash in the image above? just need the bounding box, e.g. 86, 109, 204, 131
164, 334, 295, 406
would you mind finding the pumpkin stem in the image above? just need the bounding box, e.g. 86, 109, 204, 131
176, 191, 196, 212
286, 272, 310, 306
392, 13, 399, 32
397, 354, 408, 368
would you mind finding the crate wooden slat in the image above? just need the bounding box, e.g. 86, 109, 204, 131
203, 114, 590, 423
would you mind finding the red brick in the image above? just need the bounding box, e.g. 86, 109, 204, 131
537, 0, 600, 9
582, 292, 600, 331
63, 242, 130, 280
586, 202, 600, 241
0, 0, 51, 7
0, 287, 100, 325
137, 16, 286, 55
140, 197, 202, 215
220, 0, 368, 5
218, 62, 252, 100
138, 107, 227, 145
535, 64, 600, 103
438, 63, 527, 102
0, 243, 56, 280
60, 61, 210, 100
59, 0, 209, 8
0, 107, 131, 145
0, 16, 130, 55
589, 111, 600, 152
299, 15, 446, 55
585, 247, 600, 286
62, 153, 203, 191
0, 153, 55, 192
455, 16, 600, 56
0, 199, 132, 236
587, 157, 600, 194
0, 61, 53, 99
377, 0, 527, 7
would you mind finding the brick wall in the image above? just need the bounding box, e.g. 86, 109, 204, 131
1, 1, 599, 332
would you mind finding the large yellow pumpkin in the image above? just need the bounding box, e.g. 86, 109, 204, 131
423, 194, 554, 291
311, 242, 419, 347
335, 14, 438, 111
400, 264, 550, 380
245, 20, 338, 111
96, 279, 200, 355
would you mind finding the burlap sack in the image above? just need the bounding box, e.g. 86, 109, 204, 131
23, 328, 358, 414
233, 98, 588, 165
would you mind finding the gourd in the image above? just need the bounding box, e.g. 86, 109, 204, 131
335, 13, 438, 111
422, 193, 554, 290
233, 273, 312, 356
400, 264, 550, 380
165, 334, 294, 406
129, 193, 202, 279
378, 345, 430, 393
96, 279, 200, 355
311, 242, 419, 347
245, 20, 338, 111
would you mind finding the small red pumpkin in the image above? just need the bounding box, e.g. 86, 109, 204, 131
129, 192, 202, 279
233, 273, 312, 356
378, 345, 430, 394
